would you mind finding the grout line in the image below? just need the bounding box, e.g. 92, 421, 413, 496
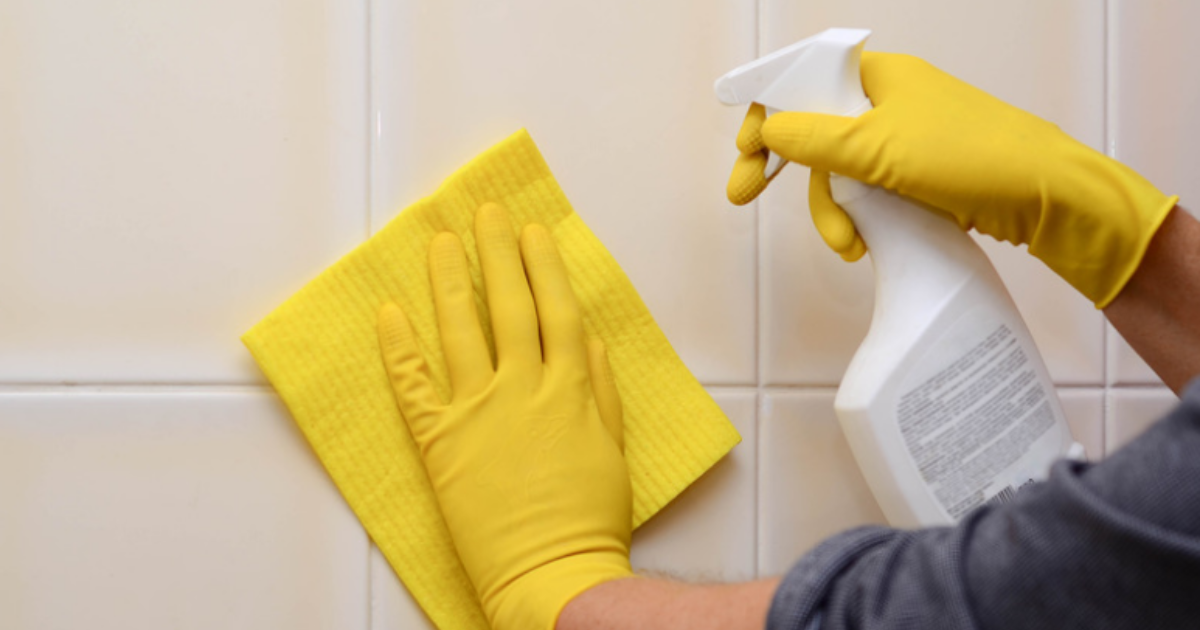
1101, 318, 1112, 390
366, 545, 375, 630
1052, 384, 1109, 391
751, 0, 764, 389
1101, 383, 1111, 458
754, 208, 763, 388
0, 382, 1147, 395
0, 383, 275, 394
752, 390, 761, 579
1103, 0, 1114, 453
753, 0, 763, 580
692, 381, 1123, 394
757, 385, 839, 394
365, 0, 374, 240
1104, 0, 1118, 160
702, 384, 760, 396
755, 0, 765, 57
1099, 383, 1180, 392
364, 2, 376, 626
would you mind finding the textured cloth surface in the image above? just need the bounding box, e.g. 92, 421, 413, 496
242, 130, 740, 630
768, 377, 1200, 630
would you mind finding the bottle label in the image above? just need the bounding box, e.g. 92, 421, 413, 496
896, 322, 1055, 519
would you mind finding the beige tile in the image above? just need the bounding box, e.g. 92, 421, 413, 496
370, 546, 437, 630
630, 391, 756, 582
975, 238, 1103, 385
1106, 387, 1179, 455
758, 390, 886, 576
1058, 387, 1104, 460
0, 392, 369, 629
370, 0, 758, 385
1108, 0, 1200, 385
760, 171, 874, 386
759, 0, 1106, 385
0, 1, 368, 383
1107, 328, 1164, 387
1110, 0, 1200, 210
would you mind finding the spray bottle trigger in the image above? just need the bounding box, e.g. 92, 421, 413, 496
714, 28, 873, 181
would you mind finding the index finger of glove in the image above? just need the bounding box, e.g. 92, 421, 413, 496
761, 111, 877, 185
736, 103, 767, 154
727, 104, 774, 205
727, 150, 771, 206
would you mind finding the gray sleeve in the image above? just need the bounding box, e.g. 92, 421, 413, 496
767, 378, 1200, 630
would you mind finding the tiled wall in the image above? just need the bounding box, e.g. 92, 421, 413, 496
1, 1, 1193, 627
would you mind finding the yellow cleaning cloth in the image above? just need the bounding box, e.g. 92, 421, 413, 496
242, 129, 741, 629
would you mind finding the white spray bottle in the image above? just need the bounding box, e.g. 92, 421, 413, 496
715, 28, 1084, 527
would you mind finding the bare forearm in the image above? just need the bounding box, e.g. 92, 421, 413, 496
1105, 206, 1200, 394
557, 577, 780, 630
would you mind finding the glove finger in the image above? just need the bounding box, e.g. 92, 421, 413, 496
378, 302, 445, 439
519, 223, 586, 374
727, 150, 773, 206
429, 232, 494, 398
736, 103, 767, 154
839, 234, 868, 262
474, 203, 542, 374
762, 112, 878, 185
586, 338, 624, 453
809, 169, 867, 262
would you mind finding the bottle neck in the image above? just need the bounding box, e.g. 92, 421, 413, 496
832, 177, 995, 318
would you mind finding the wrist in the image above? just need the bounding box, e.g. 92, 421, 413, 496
487, 552, 634, 630
558, 576, 782, 630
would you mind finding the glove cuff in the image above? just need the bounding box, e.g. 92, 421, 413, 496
1028, 145, 1178, 308
486, 553, 634, 630
1088, 193, 1179, 308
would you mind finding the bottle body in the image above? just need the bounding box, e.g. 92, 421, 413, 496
832, 178, 1081, 528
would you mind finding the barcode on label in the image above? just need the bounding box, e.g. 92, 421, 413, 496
987, 485, 1018, 506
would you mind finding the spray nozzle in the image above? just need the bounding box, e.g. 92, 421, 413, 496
715, 28, 874, 177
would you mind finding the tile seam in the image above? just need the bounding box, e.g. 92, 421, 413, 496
752, 0, 764, 390
1102, 0, 1114, 454
365, 0, 374, 241
754, 0, 764, 580
752, 390, 760, 579
0, 383, 275, 393
364, 0, 376, 624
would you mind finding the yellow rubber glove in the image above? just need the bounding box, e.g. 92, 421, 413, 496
377, 202, 633, 630
727, 51, 1178, 308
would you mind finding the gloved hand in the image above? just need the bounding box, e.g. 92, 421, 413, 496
727, 51, 1179, 308
378, 203, 633, 630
